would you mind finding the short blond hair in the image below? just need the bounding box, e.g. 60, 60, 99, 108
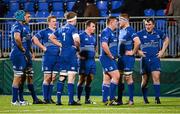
64, 12, 77, 20
47, 15, 57, 22
119, 13, 129, 20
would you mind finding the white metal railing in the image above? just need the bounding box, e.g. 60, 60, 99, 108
0, 16, 180, 58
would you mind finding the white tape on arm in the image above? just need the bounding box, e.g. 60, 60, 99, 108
72, 33, 80, 42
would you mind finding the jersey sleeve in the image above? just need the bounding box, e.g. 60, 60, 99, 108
101, 30, 109, 43
130, 28, 138, 40
34, 30, 43, 40
13, 25, 22, 33
53, 28, 61, 38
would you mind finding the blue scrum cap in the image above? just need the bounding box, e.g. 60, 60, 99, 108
14, 10, 25, 21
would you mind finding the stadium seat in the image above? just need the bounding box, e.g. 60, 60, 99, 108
9, 2, 19, 12
96, 0, 108, 10
66, 1, 76, 11
35, 11, 50, 22
144, 9, 155, 16
99, 11, 108, 17
110, 13, 120, 17
156, 9, 165, 16
38, 2, 49, 11
52, 2, 64, 11
24, 2, 35, 12
30, 12, 36, 17
51, 11, 64, 18
111, 0, 123, 10
155, 9, 167, 32
4, 11, 14, 18
50, 0, 64, 1
38, 0, 49, 2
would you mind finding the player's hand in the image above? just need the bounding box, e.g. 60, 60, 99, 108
157, 50, 164, 58
108, 54, 114, 60
125, 50, 134, 56
42, 47, 47, 52
21, 48, 26, 53
31, 52, 35, 60
138, 50, 146, 57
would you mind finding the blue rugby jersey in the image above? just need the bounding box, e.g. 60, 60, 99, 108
79, 31, 96, 59
34, 28, 60, 55
54, 23, 78, 48
118, 26, 138, 56
11, 21, 32, 55
137, 29, 167, 58
100, 27, 118, 57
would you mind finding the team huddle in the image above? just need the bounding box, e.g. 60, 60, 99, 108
10, 10, 169, 106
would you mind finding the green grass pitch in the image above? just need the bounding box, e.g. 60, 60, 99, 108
0, 95, 180, 114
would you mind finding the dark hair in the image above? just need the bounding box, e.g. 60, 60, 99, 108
106, 16, 117, 25
47, 15, 57, 22
85, 20, 95, 28
144, 18, 155, 24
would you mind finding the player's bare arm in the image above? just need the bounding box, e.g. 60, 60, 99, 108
14, 32, 25, 52
49, 34, 62, 48
32, 36, 47, 52
157, 37, 169, 58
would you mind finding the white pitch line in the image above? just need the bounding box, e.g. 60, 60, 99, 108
0, 106, 179, 112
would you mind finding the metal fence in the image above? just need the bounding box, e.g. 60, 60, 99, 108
0, 16, 180, 58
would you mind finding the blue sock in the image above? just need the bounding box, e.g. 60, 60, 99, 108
68, 83, 74, 103
42, 83, 49, 101
110, 82, 117, 101
102, 84, 110, 102
12, 86, 19, 102
118, 83, 124, 102
85, 86, 91, 101
142, 87, 148, 100
77, 84, 83, 100
57, 81, 64, 104
48, 84, 54, 100
128, 83, 134, 102
19, 84, 24, 101
153, 84, 160, 98
28, 84, 38, 101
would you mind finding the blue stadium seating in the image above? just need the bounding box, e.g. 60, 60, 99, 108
51, 11, 64, 18
52, 2, 64, 11
9, 2, 19, 12
30, 11, 36, 17
111, 0, 123, 10
24, 2, 35, 12
38, 2, 49, 11
156, 9, 165, 16
35, 11, 50, 22
144, 9, 155, 16
4, 11, 14, 18
96, 0, 108, 10
50, 0, 64, 1
155, 9, 167, 32
66, 1, 76, 11
99, 11, 108, 17
110, 13, 120, 17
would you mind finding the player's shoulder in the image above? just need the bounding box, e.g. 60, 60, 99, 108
126, 26, 135, 32
137, 29, 146, 35
101, 27, 110, 34
154, 28, 164, 34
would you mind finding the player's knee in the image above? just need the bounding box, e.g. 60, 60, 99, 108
27, 76, 33, 84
